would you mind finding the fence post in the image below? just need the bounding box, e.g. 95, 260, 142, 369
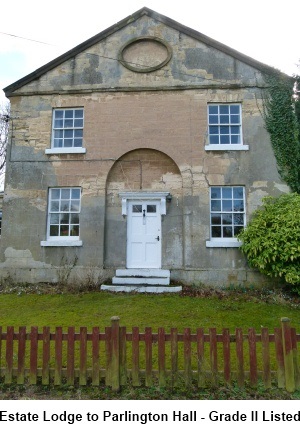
110, 316, 120, 392
281, 317, 295, 393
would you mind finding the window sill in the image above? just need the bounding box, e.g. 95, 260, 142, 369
205, 144, 249, 151
206, 240, 242, 248
41, 240, 83, 247
45, 148, 86, 155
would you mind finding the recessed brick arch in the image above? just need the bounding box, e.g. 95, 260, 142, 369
106, 148, 182, 196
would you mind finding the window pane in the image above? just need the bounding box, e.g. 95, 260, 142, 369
50, 213, 59, 224
222, 200, 232, 211
222, 188, 232, 199
233, 187, 244, 199
70, 200, 80, 211
223, 226, 233, 237
60, 225, 69, 236
222, 214, 232, 225
53, 139, 63, 148
211, 214, 221, 224
231, 126, 240, 134
234, 226, 243, 236
230, 105, 240, 114
60, 213, 70, 224
71, 213, 79, 224
132, 205, 142, 213
74, 129, 83, 138
209, 115, 218, 124
64, 119, 73, 128
234, 213, 244, 225
211, 187, 221, 199
50, 201, 59, 211
50, 225, 59, 236
220, 115, 229, 124
64, 129, 73, 138
54, 130, 63, 138
61, 189, 70, 199
64, 139, 73, 147
219, 105, 229, 114
231, 135, 240, 144
51, 189, 60, 199
70, 225, 79, 236
75, 109, 83, 118
209, 105, 218, 114
209, 135, 219, 144
233, 199, 244, 211
74, 119, 83, 128
230, 115, 240, 124
54, 110, 64, 119
60, 200, 70, 212
220, 135, 230, 144
54, 119, 64, 128
71, 189, 80, 199
211, 200, 221, 211
209, 126, 218, 135
212, 226, 221, 237
147, 205, 156, 213
65, 110, 74, 119
74, 139, 82, 147
220, 126, 229, 135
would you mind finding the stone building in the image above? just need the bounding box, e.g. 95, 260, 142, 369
0, 8, 289, 288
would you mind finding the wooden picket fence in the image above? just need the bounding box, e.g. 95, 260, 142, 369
0, 317, 299, 392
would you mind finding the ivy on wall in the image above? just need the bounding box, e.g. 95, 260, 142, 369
261, 72, 300, 193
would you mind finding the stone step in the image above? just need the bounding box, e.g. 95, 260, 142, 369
101, 285, 182, 293
115, 269, 170, 278
112, 276, 169, 285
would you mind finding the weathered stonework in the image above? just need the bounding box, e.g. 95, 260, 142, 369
1, 8, 289, 286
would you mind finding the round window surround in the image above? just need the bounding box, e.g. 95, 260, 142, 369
118, 36, 172, 73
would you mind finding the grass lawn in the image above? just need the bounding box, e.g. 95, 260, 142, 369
0, 286, 299, 331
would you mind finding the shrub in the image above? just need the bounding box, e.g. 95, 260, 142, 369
238, 193, 300, 290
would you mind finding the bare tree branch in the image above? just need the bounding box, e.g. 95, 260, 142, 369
0, 101, 10, 187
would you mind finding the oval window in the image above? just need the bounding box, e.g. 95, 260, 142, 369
118, 37, 172, 73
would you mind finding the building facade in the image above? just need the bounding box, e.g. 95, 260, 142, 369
0, 8, 289, 286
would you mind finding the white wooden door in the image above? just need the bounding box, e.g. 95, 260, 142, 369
127, 201, 161, 268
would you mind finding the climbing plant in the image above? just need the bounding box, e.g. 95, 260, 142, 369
261, 72, 300, 193
295, 73, 300, 137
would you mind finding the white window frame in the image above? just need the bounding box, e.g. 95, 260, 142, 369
206, 186, 245, 248
41, 187, 82, 247
205, 103, 249, 151
45, 108, 86, 155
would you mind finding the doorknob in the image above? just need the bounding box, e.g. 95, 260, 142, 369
155, 236, 160, 241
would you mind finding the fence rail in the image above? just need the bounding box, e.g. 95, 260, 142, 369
0, 317, 299, 392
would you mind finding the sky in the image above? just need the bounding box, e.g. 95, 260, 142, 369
0, 0, 299, 103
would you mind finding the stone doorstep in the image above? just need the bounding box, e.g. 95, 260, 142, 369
105, 268, 176, 292
112, 276, 169, 285
100, 285, 182, 293
115, 268, 170, 278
